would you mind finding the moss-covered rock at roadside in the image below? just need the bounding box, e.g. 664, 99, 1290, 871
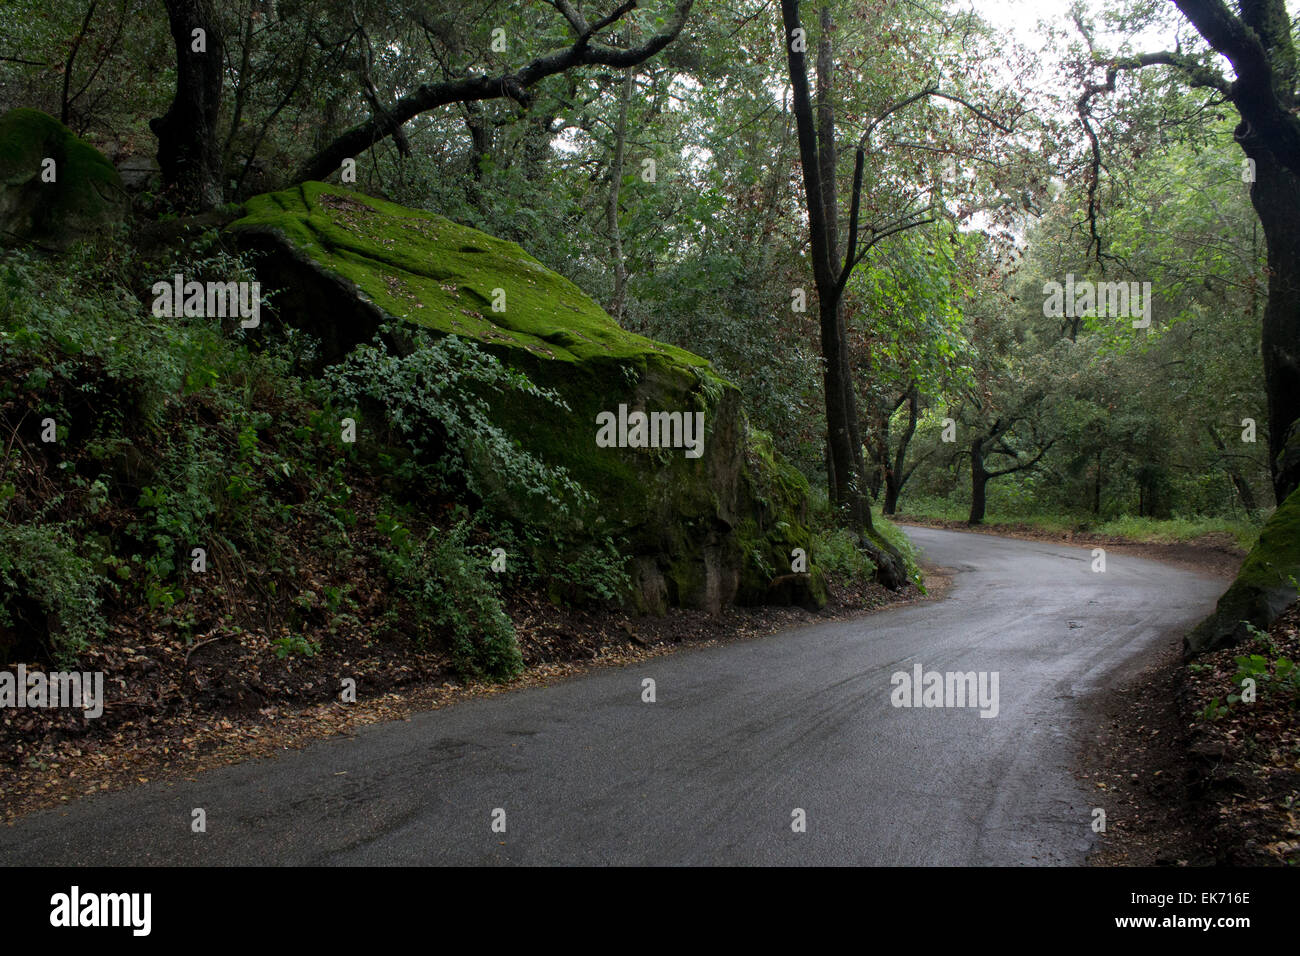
0, 109, 126, 251
1185, 487, 1300, 657
228, 182, 825, 612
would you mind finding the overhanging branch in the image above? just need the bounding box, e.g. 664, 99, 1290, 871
295, 1, 693, 183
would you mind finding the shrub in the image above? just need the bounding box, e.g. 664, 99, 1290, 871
0, 524, 106, 664
377, 516, 522, 680
811, 527, 876, 581
324, 329, 588, 520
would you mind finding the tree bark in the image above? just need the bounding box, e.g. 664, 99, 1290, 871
968, 436, 989, 525
1092, 449, 1102, 515
780, 0, 905, 588
151, 0, 224, 212
883, 471, 902, 516
606, 57, 634, 323
1245, 147, 1300, 503
883, 388, 919, 515
1137, 0, 1300, 502
966, 416, 1051, 524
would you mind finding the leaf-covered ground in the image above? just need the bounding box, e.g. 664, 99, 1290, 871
1182, 603, 1300, 864
1082, 599, 1300, 866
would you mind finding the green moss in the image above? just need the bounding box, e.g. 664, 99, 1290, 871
1233, 491, 1300, 590
231, 182, 722, 376
0, 108, 125, 246
730, 428, 826, 607
747, 428, 813, 515
233, 184, 742, 520
229, 182, 818, 613
869, 514, 924, 589
1186, 488, 1300, 656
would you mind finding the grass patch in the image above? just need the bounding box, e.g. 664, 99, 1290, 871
897, 497, 1260, 552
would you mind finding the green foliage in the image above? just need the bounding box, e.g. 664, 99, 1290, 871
1194, 620, 1299, 719
377, 516, 522, 681
1199, 697, 1229, 721
272, 634, 320, 660
544, 534, 632, 604
899, 497, 1261, 553
325, 329, 590, 517
872, 514, 924, 589
1095, 516, 1260, 552
0, 524, 106, 664
811, 527, 877, 582
1228, 626, 1300, 707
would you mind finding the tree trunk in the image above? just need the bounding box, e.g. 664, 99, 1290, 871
1092, 451, 1102, 515
813, 7, 872, 528
969, 437, 989, 525
780, 0, 904, 587
883, 388, 919, 515
1205, 423, 1260, 514
151, 0, 224, 212
606, 60, 634, 323
883, 473, 901, 516
824, 437, 838, 505
1246, 147, 1300, 504
818, 299, 862, 521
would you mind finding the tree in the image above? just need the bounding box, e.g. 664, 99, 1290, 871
294, 1, 695, 184
1078, 0, 1300, 504
850, 224, 975, 515
966, 411, 1054, 525
151, 0, 225, 211
779, 0, 923, 586
877, 386, 926, 514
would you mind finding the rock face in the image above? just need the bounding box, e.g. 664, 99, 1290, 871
0, 109, 126, 250
228, 181, 826, 613
1185, 486, 1300, 657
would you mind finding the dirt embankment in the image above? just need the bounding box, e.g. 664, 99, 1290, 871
1081, 604, 1300, 867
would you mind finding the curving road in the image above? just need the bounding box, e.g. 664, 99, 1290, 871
0, 527, 1225, 865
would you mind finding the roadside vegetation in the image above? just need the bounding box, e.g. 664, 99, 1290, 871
896, 498, 1260, 554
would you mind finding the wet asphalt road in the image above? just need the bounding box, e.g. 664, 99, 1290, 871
0, 526, 1225, 865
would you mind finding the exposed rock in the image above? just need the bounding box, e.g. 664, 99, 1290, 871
227, 181, 824, 613
0, 109, 126, 250
1185, 486, 1300, 656
765, 573, 830, 611
115, 154, 160, 191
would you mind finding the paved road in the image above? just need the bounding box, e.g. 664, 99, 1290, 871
0, 527, 1225, 865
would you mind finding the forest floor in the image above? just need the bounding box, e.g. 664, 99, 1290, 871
1078, 602, 1300, 867
894, 516, 1299, 866
1, 566, 940, 823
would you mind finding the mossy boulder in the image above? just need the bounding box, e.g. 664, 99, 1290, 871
228, 182, 824, 613
0, 109, 126, 250
1185, 487, 1300, 657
